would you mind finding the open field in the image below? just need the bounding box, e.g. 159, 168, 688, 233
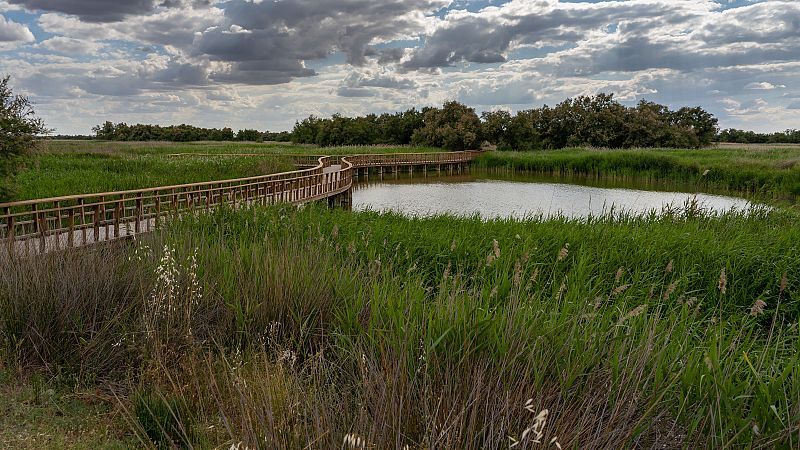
1, 203, 799, 448
476, 147, 800, 201
39, 140, 442, 156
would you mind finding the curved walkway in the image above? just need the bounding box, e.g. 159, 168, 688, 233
0, 150, 482, 254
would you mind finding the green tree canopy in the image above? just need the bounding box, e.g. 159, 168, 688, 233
1, 76, 48, 201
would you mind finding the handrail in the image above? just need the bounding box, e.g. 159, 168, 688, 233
0, 156, 329, 207
0, 150, 480, 253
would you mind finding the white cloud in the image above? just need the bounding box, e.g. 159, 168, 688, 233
2, 0, 799, 134
745, 81, 786, 90
0, 14, 34, 42
35, 36, 104, 55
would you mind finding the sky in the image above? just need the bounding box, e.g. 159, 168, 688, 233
0, 0, 798, 135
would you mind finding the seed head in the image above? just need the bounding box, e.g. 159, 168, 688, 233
617, 304, 646, 325
718, 268, 727, 295
665, 259, 674, 274
492, 239, 501, 258
343, 433, 367, 449
614, 267, 624, 283
556, 282, 566, 301
513, 260, 523, 287
750, 299, 766, 316
611, 284, 631, 297
486, 254, 495, 266
780, 272, 788, 295
557, 243, 569, 262
663, 280, 678, 300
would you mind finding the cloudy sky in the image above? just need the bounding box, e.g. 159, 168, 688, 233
0, 0, 798, 134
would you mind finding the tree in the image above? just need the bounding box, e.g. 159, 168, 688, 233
1, 76, 48, 201
671, 106, 718, 148
92, 121, 116, 140
480, 110, 512, 149
236, 129, 262, 141
412, 101, 482, 151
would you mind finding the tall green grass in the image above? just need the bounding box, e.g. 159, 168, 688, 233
9, 141, 444, 200
2, 204, 797, 447
11, 153, 295, 200
476, 149, 800, 200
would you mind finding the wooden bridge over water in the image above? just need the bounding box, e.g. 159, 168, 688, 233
0, 150, 481, 254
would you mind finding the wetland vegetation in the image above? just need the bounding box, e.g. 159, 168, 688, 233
2, 83, 800, 447
1, 203, 799, 448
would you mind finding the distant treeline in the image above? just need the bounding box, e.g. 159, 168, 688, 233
717, 128, 800, 144
43, 134, 95, 140
91, 121, 291, 142
88, 94, 799, 150
291, 94, 719, 150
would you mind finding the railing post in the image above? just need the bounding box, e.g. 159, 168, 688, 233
35, 203, 46, 253
114, 199, 122, 238
53, 201, 61, 251
67, 206, 75, 248
94, 201, 101, 243
155, 195, 161, 227
3, 206, 12, 252
135, 193, 142, 234
79, 198, 86, 245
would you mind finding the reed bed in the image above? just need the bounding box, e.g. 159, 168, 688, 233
1, 203, 798, 448
475, 149, 800, 201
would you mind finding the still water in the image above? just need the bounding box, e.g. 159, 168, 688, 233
352, 172, 754, 219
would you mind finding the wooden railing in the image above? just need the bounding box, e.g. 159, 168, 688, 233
346, 150, 482, 168
0, 150, 480, 252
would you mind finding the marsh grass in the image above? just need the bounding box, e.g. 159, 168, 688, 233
11, 153, 296, 200
10, 141, 444, 200
1, 204, 799, 448
475, 148, 800, 200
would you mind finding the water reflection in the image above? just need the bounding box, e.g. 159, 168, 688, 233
352, 171, 754, 219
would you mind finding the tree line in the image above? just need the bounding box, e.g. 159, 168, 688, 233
89, 95, 800, 150
291, 94, 719, 150
92, 121, 291, 142
717, 128, 800, 144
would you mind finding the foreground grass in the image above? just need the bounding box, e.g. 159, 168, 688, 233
0, 370, 129, 448
476, 147, 800, 201
1, 204, 798, 448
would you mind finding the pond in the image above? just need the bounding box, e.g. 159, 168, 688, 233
352, 171, 755, 219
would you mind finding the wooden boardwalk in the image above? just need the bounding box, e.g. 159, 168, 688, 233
0, 150, 481, 254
